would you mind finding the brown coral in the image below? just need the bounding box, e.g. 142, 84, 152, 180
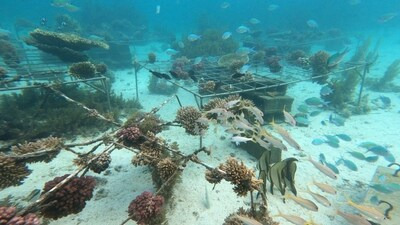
117, 126, 143, 147
69, 61, 97, 79
0, 154, 31, 190
223, 207, 278, 225
310, 50, 331, 84
95, 63, 108, 74
205, 168, 224, 184
0, 40, 20, 68
176, 106, 208, 135
156, 157, 178, 182
219, 158, 262, 197
73, 153, 111, 174
128, 191, 164, 225
265, 56, 282, 73
148, 52, 156, 63
11, 137, 63, 163
0, 67, 7, 78
124, 112, 163, 135
132, 133, 166, 166
0, 206, 41, 225
40, 174, 96, 219
199, 80, 216, 93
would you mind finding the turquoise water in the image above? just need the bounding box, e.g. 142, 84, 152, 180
1, 1, 400, 225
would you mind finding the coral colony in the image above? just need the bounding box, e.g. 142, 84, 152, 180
1, 1, 400, 225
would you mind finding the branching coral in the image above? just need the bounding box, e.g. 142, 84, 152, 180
156, 157, 178, 182
95, 63, 108, 74
199, 80, 216, 93
132, 133, 167, 166
176, 106, 208, 135
265, 56, 282, 73
128, 191, 164, 225
0, 154, 31, 190
170, 57, 190, 80
11, 137, 64, 163
124, 111, 163, 135
117, 126, 143, 147
310, 50, 330, 84
69, 61, 97, 79
40, 175, 96, 219
0, 206, 40, 225
147, 52, 156, 64
217, 158, 262, 197
73, 153, 111, 174
205, 168, 224, 185
218, 53, 249, 69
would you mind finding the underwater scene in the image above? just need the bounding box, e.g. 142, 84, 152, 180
1, 0, 400, 224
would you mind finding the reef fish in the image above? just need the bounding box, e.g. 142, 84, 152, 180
378, 12, 398, 23
364, 155, 379, 163
305, 97, 324, 106
239, 64, 251, 74
319, 154, 339, 174
329, 114, 346, 126
347, 151, 366, 160
236, 25, 250, 34
306, 186, 331, 207
383, 152, 396, 163
234, 215, 262, 225
231, 136, 253, 145
312, 180, 337, 195
336, 134, 351, 142
359, 142, 378, 149
272, 123, 301, 150
306, 19, 319, 29
268, 4, 279, 11
336, 157, 358, 171
312, 138, 325, 145
220, 2, 230, 9
327, 48, 350, 68
165, 48, 179, 56
297, 104, 309, 113
369, 184, 394, 194
284, 193, 318, 211
283, 108, 296, 126
51, 0, 79, 12
366, 145, 389, 156
149, 70, 171, 80
347, 199, 386, 221
249, 18, 261, 25
337, 210, 372, 225
274, 209, 307, 225
188, 34, 201, 42
320, 85, 333, 96
222, 31, 232, 40
308, 156, 338, 179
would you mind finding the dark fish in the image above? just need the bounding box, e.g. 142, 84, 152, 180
383, 152, 396, 163
188, 70, 198, 82
367, 145, 389, 156
379, 96, 391, 107
319, 154, 340, 174
347, 151, 365, 160
365, 155, 379, 162
369, 184, 394, 194
336, 157, 358, 171
359, 142, 378, 149
329, 114, 345, 126
231, 72, 245, 79
336, 134, 351, 142
150, 70, 171, 80
305, 97, 324, 106
327, 47, 350, 68
297, 104, 309, 113
325, 135, 340, 144
310, 110, 322, 117
169, 70, 181, 80
320, 85, 333, 96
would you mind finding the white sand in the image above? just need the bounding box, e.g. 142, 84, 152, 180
1, 37, 400, 225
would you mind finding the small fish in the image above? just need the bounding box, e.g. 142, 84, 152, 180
236, 25, 250, 34
220, 1, 230, 9
378, 12, 397, 23
169, 70, 181, 80
272, 123, 301, 150
313, 180, 337, 195
329, 114, 346, 126
295, 116, 309, 127
327, 47, 350, 68
236, 47, 255, 56
320, 85, 333, 96
337, 210, 372, 225
232, 72, 245, 79
310, 111, 322, 117
369, 184, 394, 194
231, 136, 253, 145
234, 215, 262, 225
366, 145, 389, 156
254, 136, 271, 150
149, 70, 171, 80
274, 209, 307, 225
383, 152, 395, 163
222, 31, 232, 40
178, 41, 185, 48
268, 4, 279, 11
284, 193, 318, 211
347, 151, 366, 160
188, 34, 201, 42
336, 157, 358, 171
243, 106, 264, 124
359, 142, 378, 149
283, 108, 296, 126
324, 135, 340, 144
308, 156, 337, 180
193, 57, 203, 65
297, 104, 309, 113
188, 70, 198, 82
312, 138, 325, 145
305, 97, 324, 106
262, 134, 288, 151
306, 19, 319, 28
306, 186, 331, 207
364, 155, 379, 163
249, 18, 261, 25
165, 48, 179, 55
347, 199, 386, 221
336, 134, 351, 142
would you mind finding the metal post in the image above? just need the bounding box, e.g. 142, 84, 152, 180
357, 63, 369, 106
103, 78, 112, 111
199, 136, 203, 148
134, 66, 139, 102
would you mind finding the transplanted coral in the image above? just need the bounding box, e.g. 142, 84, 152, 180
223, 207, 278, 225
265, 56, 282, 73
132, 133, 168, 166
40, 175, 96, 219
117, 126, 143, 147
128, 191, 164, 225
176, 29, 239, 58
124, 111, 163, 135
11, 137, 64, 163
176, 106, 208, 135
148, 76, 178, 95
310, 50, 330, 84
0, 206, 40, 225
155, 157, 178, 183
218, 53, 249, 69
69, 61, 97, 79
0, 154, 31, 190
73, 153, 111, 174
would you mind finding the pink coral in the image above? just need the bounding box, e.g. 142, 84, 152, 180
128, 191, 164, 225
0, 206, 41, 225
117, 126, 142, 144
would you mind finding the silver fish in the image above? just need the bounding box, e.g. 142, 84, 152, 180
306, 186, 331, 207
285, 193, 318, 211
337, 210, 371, 225
308, 157, 337, 179
231, 136, 253, 145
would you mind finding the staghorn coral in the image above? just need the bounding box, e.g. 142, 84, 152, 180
218, 158, 262, 197
156, 157, 178, 182
0, 206, 41, 225
69, 61, 97, 79
128, 191, 164, 225
11, 137, 64, 163
310, 50, 330, 84
170, 57, 190, 80
132, 133, 167, 166
73, 153, 111, 174
40, 175, 96, 219
0, 155, 31, 190
117, 126, 143, 147
176, 106, 208, 135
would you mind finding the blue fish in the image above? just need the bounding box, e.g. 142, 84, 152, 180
319, 154, 339, 174
366, 145, 389, 156
329, 114, 345, 126
336, 157, 358, 171
383, 152, 396, 163
364, 155, 379, 162
370, 184, 394, 194
336, 134, 351, 142
312, 138, 325, 145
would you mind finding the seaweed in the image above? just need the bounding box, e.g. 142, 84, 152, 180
0, 39, 20, 68
0, 85, 141, 142
174, 29, 239, 58
371, 59, 400, 91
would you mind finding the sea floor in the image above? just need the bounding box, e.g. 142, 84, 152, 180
1, 39, 400, 225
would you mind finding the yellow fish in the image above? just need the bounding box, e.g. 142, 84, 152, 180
347, 199, 385, 221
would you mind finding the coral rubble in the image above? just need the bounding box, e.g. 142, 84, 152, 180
40, 175, 96, 219
0, 155, 31, 190
128, 191, 164, 225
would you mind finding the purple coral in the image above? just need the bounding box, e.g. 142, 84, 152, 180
0, 206, 41, 225
128, 191, 164, 225
117, 126, 142, 145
